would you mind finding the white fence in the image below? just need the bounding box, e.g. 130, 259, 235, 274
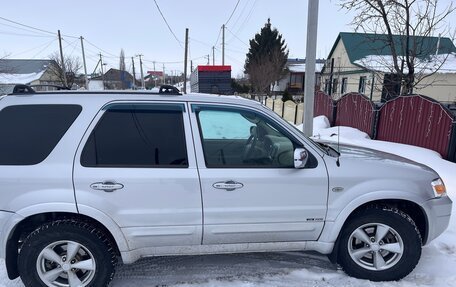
265, 98, 304, 124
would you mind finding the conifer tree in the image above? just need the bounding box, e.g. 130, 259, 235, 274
244, 19, 288, 95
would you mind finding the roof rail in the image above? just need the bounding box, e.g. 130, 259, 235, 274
0, 84, 35, 95
158, 85, 181, 95
29, 84, 70, 91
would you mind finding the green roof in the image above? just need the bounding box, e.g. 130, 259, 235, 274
330, 32, 456, 64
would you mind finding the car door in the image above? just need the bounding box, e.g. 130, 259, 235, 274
73, 102, 202, 250
189, 103, 328, 245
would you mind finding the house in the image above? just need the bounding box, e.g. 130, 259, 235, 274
274, 58, 325, 94
321, 32, 456, 102
90, 68, 138, 90
0, 59, 62, 90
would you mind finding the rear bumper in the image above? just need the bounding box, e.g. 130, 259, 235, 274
422, 196, 453, 244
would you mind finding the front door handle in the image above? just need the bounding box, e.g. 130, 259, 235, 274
90, 181, 124, 192
212, 180, 244, 191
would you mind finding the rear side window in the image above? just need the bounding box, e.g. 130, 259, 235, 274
81, 104, 188, 168
0, 104, 82, 165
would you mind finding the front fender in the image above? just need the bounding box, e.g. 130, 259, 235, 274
319, 190, 427, 244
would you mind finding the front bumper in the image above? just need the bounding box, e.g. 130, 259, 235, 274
422, 195, 453, 244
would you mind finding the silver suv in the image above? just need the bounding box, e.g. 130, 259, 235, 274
0, 91, 452, 286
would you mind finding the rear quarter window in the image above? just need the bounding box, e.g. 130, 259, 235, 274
0, 104, 82, 165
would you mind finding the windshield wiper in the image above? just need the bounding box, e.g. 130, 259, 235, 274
316, 141, 340, 157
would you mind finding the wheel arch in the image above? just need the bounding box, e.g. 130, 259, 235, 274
5, 211, 126, 280
326, 198, 428, 264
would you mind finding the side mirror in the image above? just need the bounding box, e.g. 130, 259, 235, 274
294, 148, 309, 169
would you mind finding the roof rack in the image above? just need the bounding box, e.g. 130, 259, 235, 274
3, 84, 182, 96
158, 85, 181, 95
0, 84, 35, 95
29, 84, 70, 91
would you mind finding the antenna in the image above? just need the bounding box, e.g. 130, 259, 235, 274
336, 125, 341, 167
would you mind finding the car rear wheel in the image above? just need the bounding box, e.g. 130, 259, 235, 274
338, 206, 422, 281
18, 219, 117, 287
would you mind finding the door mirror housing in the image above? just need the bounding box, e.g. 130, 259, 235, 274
294, 148, 309, 169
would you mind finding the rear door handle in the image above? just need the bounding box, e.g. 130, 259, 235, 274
90, 181, 124, 192
212, 180, 244, 191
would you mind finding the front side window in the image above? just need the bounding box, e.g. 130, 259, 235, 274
0, 104, 82, 165
81, 104, 188, 168
196, 106, 297, 168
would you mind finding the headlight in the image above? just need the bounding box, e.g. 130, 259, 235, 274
431, 178, 447, 197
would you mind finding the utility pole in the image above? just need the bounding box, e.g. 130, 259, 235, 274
131, 57, 136, 89
163, 63, 166, 85
190, 60, 193, 72
57, 30, 68, 88
80, 36, 88, 90
183, 28, 189, 94
212, 46, 215, 65
222, 24, 225, 66
206, 55, 210, 65
99, 53, 105, 90
137, 54, 145, 89
303, 0, 319, 136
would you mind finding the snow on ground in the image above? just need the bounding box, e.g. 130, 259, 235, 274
1, 115, 455, 287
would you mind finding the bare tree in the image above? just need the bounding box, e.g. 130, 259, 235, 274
119, 49, 127, 89
48, 52, 82, 88
340, 0, 455, 95
119, 49, 126, 72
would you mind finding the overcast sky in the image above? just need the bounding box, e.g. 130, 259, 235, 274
0, 0, 455, 77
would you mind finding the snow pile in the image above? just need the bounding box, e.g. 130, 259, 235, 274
0, 71, 44, 84
288, 63, 325, 73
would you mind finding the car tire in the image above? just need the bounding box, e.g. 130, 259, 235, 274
338, 206, 422, 281
18, 219, 117, 287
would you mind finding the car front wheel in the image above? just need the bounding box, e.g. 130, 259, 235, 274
338, 206, 422, 281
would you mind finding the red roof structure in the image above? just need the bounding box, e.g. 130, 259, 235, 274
197, 65, 231, 72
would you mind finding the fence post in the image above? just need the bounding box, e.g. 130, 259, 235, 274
448, 122, 456, 162
294, 104, 298, 124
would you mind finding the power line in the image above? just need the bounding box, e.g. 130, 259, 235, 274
83, 39, 118, 58
229, 0, 251, 31
0, 16, 55, 35
31, 39, 57, 59
233, 0, 257, 36
62, 38, 80, 57
225, 0, 241, 25
9, 38, 56, 58
0, 21, 55, 37
153, 0, 183, 48
225, 26, 248, 46
0, 16, 78, 39
0, 30, 54, 38
214, 26, 222, 47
